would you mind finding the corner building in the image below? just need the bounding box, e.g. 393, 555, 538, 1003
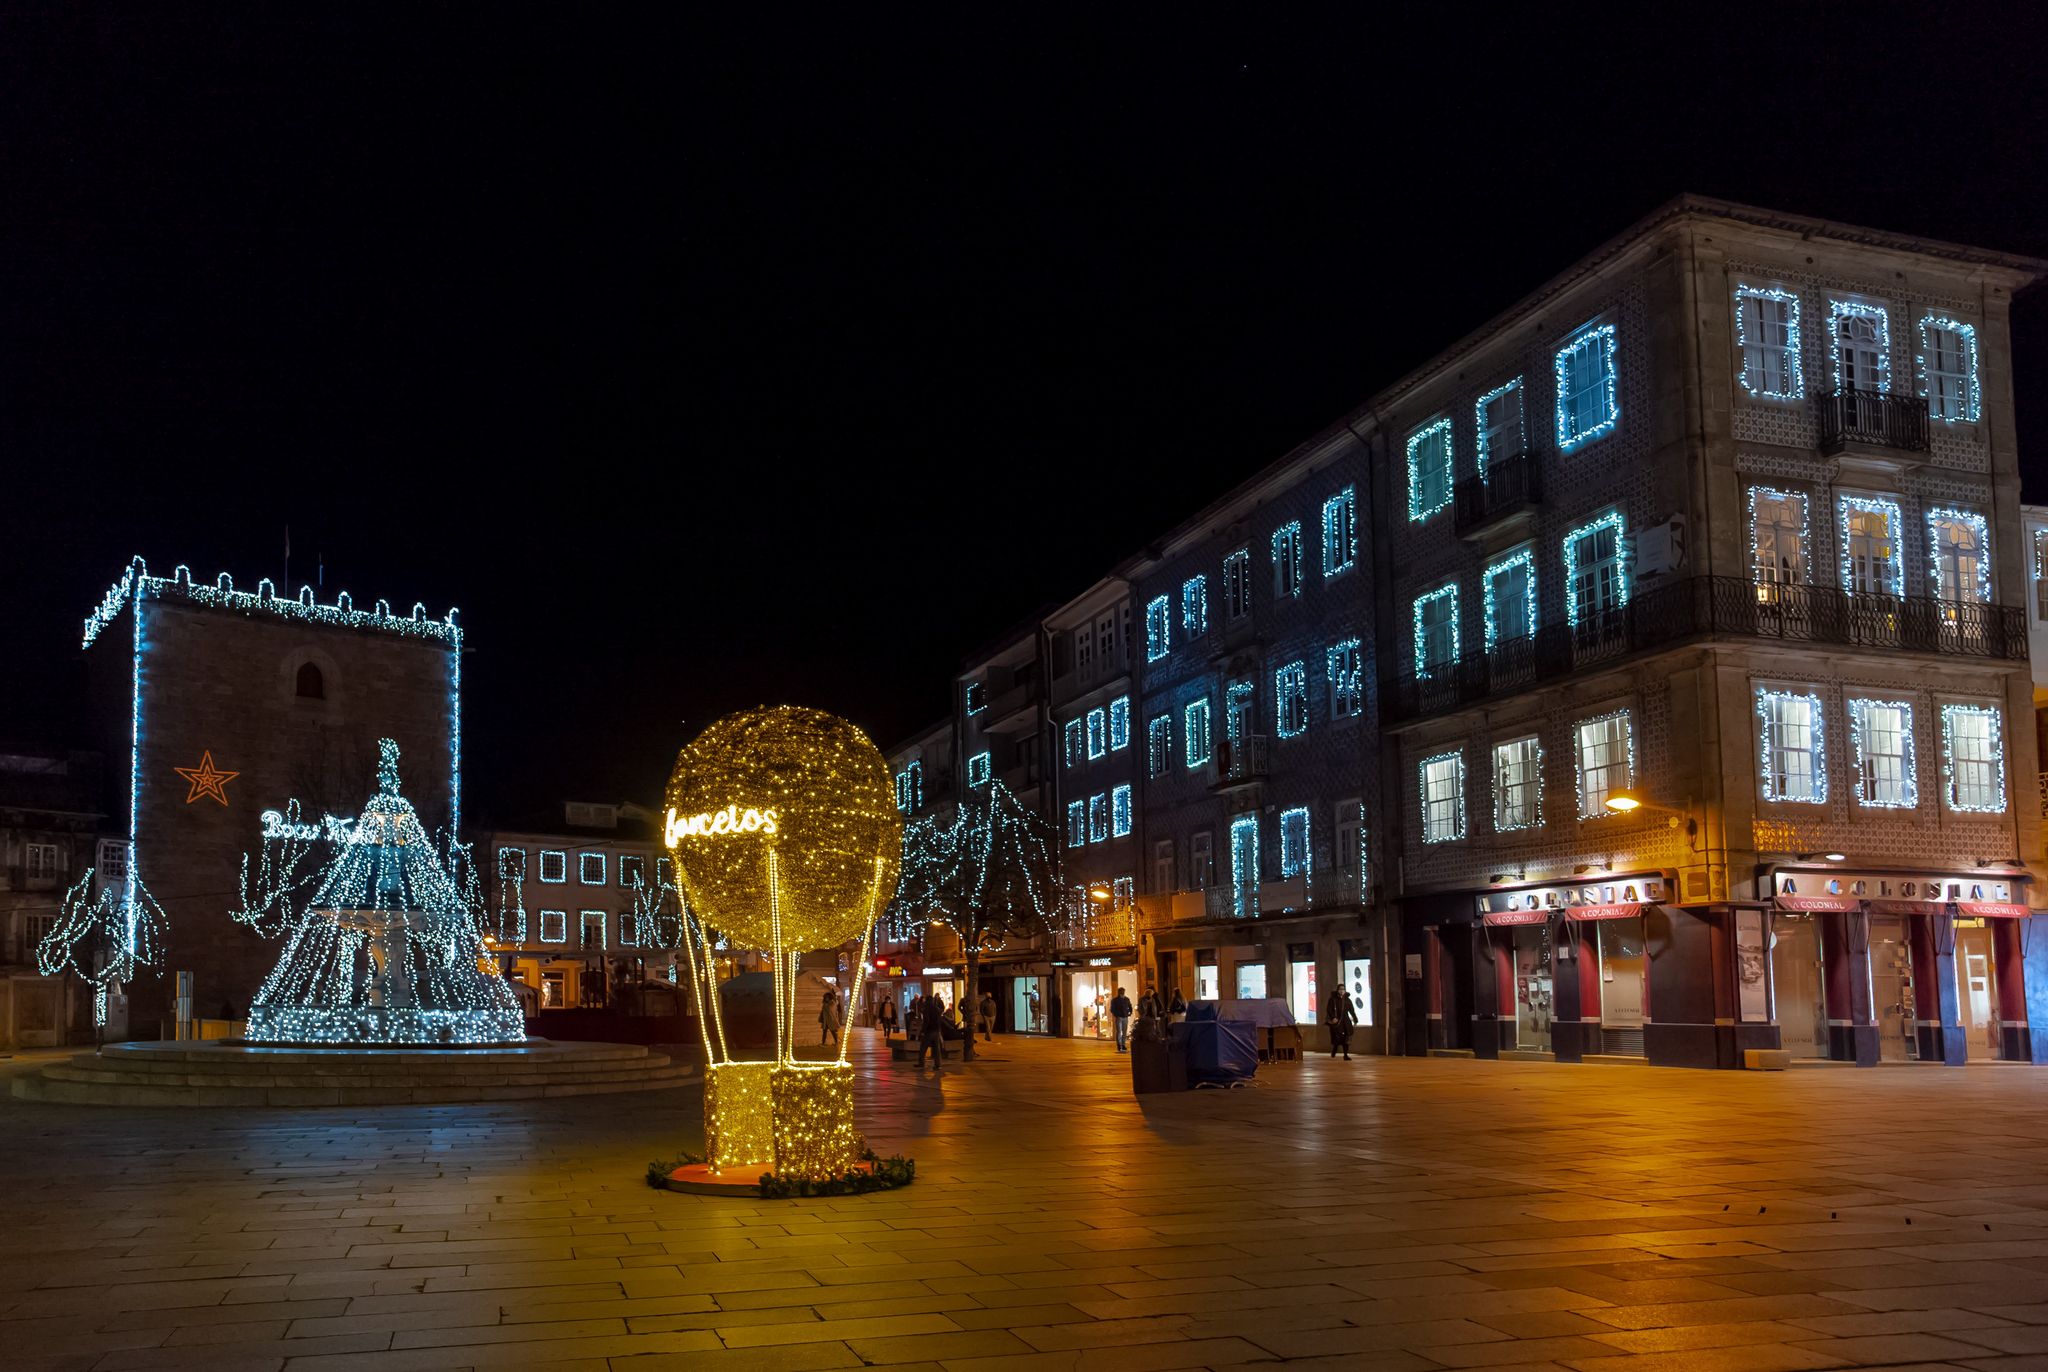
1371, 199, 2043, 1068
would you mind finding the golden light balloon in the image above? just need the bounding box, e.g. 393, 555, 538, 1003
664, 705, 902, 952
664, 706, 902, 1184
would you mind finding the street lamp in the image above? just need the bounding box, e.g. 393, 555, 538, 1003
1603, 790, 1695, 834
1087, 884, 1112, 903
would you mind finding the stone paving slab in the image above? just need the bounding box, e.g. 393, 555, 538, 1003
10, 1035, 2048, 1368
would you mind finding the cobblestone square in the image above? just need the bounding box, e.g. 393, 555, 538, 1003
6, 1035, 2048, 1370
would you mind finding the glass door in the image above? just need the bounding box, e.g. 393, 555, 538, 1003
1956, 922, 2000, 1056
1771, 914, 1826, 1058
1512, 925, 1553, 1051
1596, 917, 1646, 1029
1869, 913, 1916, 1061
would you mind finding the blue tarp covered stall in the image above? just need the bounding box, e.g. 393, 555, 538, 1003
1176, 1002, 1259, 1085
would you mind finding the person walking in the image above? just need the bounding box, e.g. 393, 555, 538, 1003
1325, 984, 1357, 1060
917, 990, 947, 1075
819, 987, 842, 1051
1167, 986, 1188, 1025
977, 990, 996, 1042
878, 995, 899, 1040
1138, 986, 1160, 1023
1110, 985, 1133, 1053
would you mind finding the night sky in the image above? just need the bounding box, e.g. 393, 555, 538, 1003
6, 7, 2047, 818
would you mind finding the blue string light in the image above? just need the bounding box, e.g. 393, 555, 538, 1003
1562, 512, 1628, 627
1419, 750, 1466, 844
1145, 595, 1171, 662
1411, 583, 1460, 676
1474, 377, 1526, 465
1917, 315, 1981, 422
1755, 689, 1828, 805
1734, 286, 1805, 399
1554, 324, 1619, 450
1279, 807, 1310, 878
1836, 494, 1904, 597
1846, 698, 1918, 810
1940, 704, 2007, 813
1321, 487, 1357, 577
1183, 698, 1212, 768
1326, 639, 1362, 719
1573, 709, 1636, 819
1274, 660, 1308, 738
1481, 548, 1536, 651
966, 750, 991, 788
1181, 576, 1208, 637
1111, 784, 1132, 838
1924, 506, 1991, 603
1490, 737, 1543, 832
1108, 696, 1130, 751
1406, 419, 1453, 522
1272, 520, 1304, 597
1827, 300, 1892, 392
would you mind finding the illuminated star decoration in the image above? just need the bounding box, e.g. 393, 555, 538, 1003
174, 751, 240, 806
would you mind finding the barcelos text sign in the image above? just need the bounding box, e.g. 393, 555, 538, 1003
664, 804, 781, 845
260, 810, 356, 843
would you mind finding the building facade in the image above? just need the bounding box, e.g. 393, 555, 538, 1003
81, 559, 461, 1035
475, 801, 683, 1011
1125, 436, 1383, 1054
1373, 200, 2042, 1069
0, 747, 105, 1046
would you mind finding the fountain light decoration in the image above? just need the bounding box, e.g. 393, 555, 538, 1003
237, 739, 525, 1045
36, 866, 170, 1027
664, 706, 901, 1178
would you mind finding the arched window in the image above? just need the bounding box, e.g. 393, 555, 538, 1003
295, 661, 325, 700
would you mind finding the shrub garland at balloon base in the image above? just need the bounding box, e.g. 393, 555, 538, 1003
645, 1148, 914, 1199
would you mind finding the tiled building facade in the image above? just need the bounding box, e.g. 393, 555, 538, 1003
892, 196, 2047, 1071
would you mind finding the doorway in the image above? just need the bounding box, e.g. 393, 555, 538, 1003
1772, 913, 1826, 1058
1868, 912, 1916, 1061
1955, 921, 2000, 1057
1596, 916, 1646, 1049
1512, 924, 1553, 1052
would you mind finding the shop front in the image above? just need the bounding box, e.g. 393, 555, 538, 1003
1058, 958, 1137, 1040
1413, 870, 1763, 1069
1769, 866, 2037, 1066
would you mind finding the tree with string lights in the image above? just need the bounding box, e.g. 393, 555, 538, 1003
885, 779, 1068, 1061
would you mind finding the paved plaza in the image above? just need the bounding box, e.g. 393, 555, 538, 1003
8, 1037, 2048, 1370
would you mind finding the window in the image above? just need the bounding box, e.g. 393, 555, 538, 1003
1492, 737, 1542, 832
656, 856, 674, 887
1184, 698, 1213, 768
1555, 323, 1619, 449
1564, 512, 1627, 630
1848, 698, 1917, 809
1086, 708, 1107, 760
1109, 696, 1130, 750
1152, 839, 1175, 894
1189, 830, 1215, 888
619, 854, 646, 887
1735, 286, 1803, 398
1066, 800, 1086, 848
294, 661, 325, 700
578, 852, 607, 885
538, 850, 567, 884
1942, 704, 2006, 812
25, 842, 59, 880
1829, 300, 1890, 393
25, 913, 55, 952
1927, 508, 1990, 604
619, 911, 640, 947
1838, 494, 1903, 597
1412, 583, 1459, 677
1327, 639, 1362, 719
964, 680, 986, 714
1088, 792, 1109, 844
1322, 487, 1357, 577
1145, 595, 1171, 661
1225, 680, 1254, 743
1096, 612, 1118, 671
1275, 660, 1309, 738
539, 909, 567, 943
1229, 815, 1260, 917
1223, 548, 1252, 620
1749, 487, 1809, 590
1482, 550, 1535, 650
1476, 378, 1525, 466
1146, 714, 1173, 777
1063, 718, 1084, 768
1420, 751, 1466, 844
1757, 689, 1827, 804
497, 847, 526, 881
966, 750, 991, 788
1272, 521, 1304, 598
1407, 419, 1453, 521
1919, 316, 1980, 422
580, 910, 605, 951
1112, 876, 1135, 911
895, 761, 923, 812
1182, 576, 1208, 638
1279, 807, 1311, 878
1075, 621, 1094, 678
1112, 784, 1132, 838
1574, 710, 1634, 818
1335, 799, 1364, 879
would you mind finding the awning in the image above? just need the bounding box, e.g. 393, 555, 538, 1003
1568, 903, 1647, 922
1481, 910, 1550, 927
1776, 894, 1862, 913
1961, 901, 2030, 919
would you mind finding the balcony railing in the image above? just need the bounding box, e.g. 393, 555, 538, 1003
1211, 734, 1270, 789
1817, 388, 1930, 455
1453, 449, 1543, 537
1387, 575, 2027, 723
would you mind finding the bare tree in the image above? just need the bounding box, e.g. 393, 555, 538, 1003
886, 780, 1067, 1061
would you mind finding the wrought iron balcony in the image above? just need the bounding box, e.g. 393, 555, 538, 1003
1386, 575, 2027, 723
1817, 388, 1930, 455
1453, 449, 1543, 539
